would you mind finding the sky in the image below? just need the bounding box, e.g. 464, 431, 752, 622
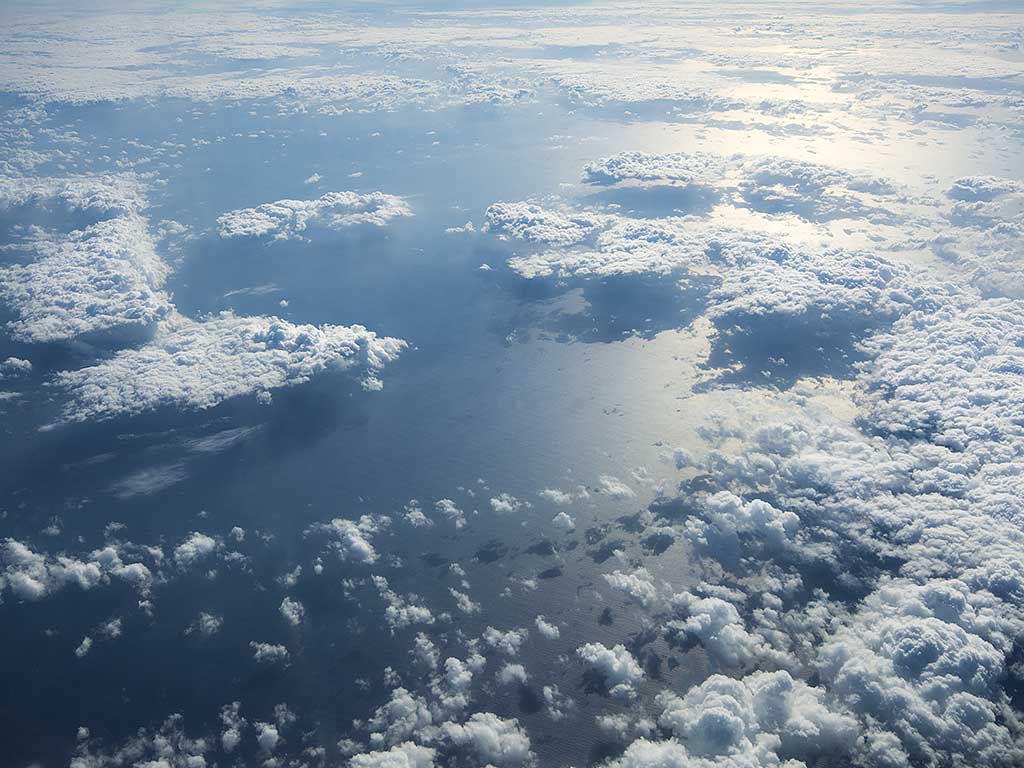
0, 2, 1023, 768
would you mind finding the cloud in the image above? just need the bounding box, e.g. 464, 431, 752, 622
638, 671, 859, 767
187, 612, 223, 638
584, 151, 729, 187
490, 493, 529, 514
220, 702, 246, 753
0, 212, 171, 344
539, 486, 589, 505
449, 588, 480, 614
280, 596, 305, 626
255, 721, 280, 753
482, 626, 528, 656
314, 516, 381, 564
440, 712, 533, 767
818, 579, 1024, 767
483, 201, 606, 246
597, 474, 636, 500
534, 615, 560, 639
576, 642, 644, 700
550, 511, 575, 531
71, 713, 210, 768
497, 663, 528, 686
74, 636, 93, 658
668, 592, 782, 669
434, 499, 466, 528
374, 576, 435, 632
173, 532, 218, 569
250, 641, 289, 665
1, 538, 153, 602
350, 742, 436, 768
603, 568, 660, 608
368, 688, 433, 748
217, 190, 411, 241
53, 312, 406, 422
0, 173, 148, 216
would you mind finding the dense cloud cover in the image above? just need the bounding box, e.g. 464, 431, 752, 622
0, 2, 1022, 768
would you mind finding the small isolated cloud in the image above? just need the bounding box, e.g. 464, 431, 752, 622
597, 475, 636, 500
314, 516, 381, 564
186, 612, 223, 638
173, 532, 218, 569
217, 190, 411, 241
497, 663, 529, 686
551, 511, 575, 531
577, 642, 644, 700
604, 568, 660, 608
540, 485, 589, 505
483, 626, 528, 656
490, 493, 529, 514
280, 596, 305, 626
250, 641, 289, 665
434, 498, 466, 528
534, 615, 560, 639
374, 576, 435, 632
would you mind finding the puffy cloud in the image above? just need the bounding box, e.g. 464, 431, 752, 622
542, 684, 574, 721
440, 712, 533, 767
217, 190, 411, 241
255, 721, 280, 752
603, 568, 660, 608
280, 596, 305, 626
0, 173, 147, 216
597, 474, 636, 500
430, 656, 477, 716
220, 701, 246, 753
53, 312, 405, 422
187, 612, 223, 638
551, 511, 575, 531
1, 538, 152, 602
434, 499, 465, 528
70, 713, 209, 768
250, 641, 289, 665
350, 742, 436, 768
583, 151, 728, 187
858, 299, 1024, 466
737, 156, 900, 222
534, 615, 560, 640
576, 642, 643, 700
368, 688, 433, 748
0, 356, 32, 378
668, 592, 781, 669
490, 493, 529, 514
449, 588, 480, 615
403, 499, 433, 529
539, 486, 589, 505
483, 201, 606, 246
818, 580, 1024, 767
699, 491, 799, 548
0, 212, 170, 344
628, 671, 858, 768
173, 532, 218, 569
411, 633, 439, 671
583, 150, 904, 223
316, 516, 381, 564
482, 626, 528, 656
374, 576, 435, 632
74, 636, 93, 658
497, 663, 528, 686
